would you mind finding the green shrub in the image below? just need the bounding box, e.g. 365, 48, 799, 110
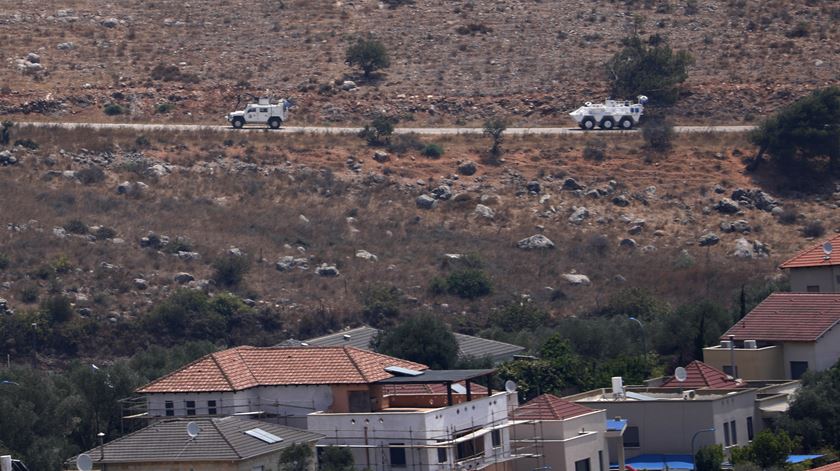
155, 102, 176, 113
20, 286, 38, 303
694, 445, 724, 471
320, 446, 354, 471
358, 114, 398, 146
642, 115, 675, 152
802, 220, 825, 238
0, 253, 9, 270
583, 139, 607, 161
212, 255, 251, 288
51, 255, 74, 274
278, 443, 313, 471
606, 35, 693, 104
345, 37, 390, 78
432, 268, 492, 299
103, 103, 125, 116
13, 139, 38, 150
63, 219, 88, 235
422, 143, 444, 158
777, 207, 798, 225
150, 63, 199, 83
43, 295, 74, 324
483, 118, 507, 159
359, 284, 402, 327
94, 226, 117, 240
492, 300, 549, 332
76, 166, 106, 185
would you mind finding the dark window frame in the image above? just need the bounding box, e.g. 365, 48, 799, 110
747, 417, 754, 441
623, 426, 640, 448
575, 458, 591, 471
724, 422, 731, 446
806, 285, 821, 293
164, 400, 174, 417
207, 400, 217, 415
791, 361, 809, 380
390, 443, 407, 468
730, 420, 738, 445
491, 430, 501, 448
185, 400, 196, 416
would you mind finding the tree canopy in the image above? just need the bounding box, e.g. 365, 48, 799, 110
749, 87, 840, 176
372, 313, 459, 369
606, 35, 694, 104
346, 37, 390, 78
778, 358, 840, 451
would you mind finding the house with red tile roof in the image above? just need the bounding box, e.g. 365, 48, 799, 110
780, 234, 840, 293
510, 394, 620, 471
703, 293, 840, 380
136, 345, 522, 471
658, 361, 743, 389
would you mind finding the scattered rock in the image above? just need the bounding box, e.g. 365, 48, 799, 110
340, 80, 357, 91
315, 264, 340, 277
355, 250, 378, 261
628, 225, 643, 235
26, 52, 40, 64
299, 214, 310, 224
731, 188, 779, 212
475, 204, 495, 219
416, 194, 437, 209
101, 17, 119, 28
620, 238, 637, 248
526, 181, 541, 194
568, 207, 589, 224
699, 233, 720, 247
431, 185, 452, 200
517, 234, 555, 250
276, 256, 309, 271
57, 42, 75, 50
177, 251, 200, 261
134, 279, 148, 290
53, 227, 66, 238
373, 151, 390, 163
563, 177, 583, 191
721, 220, 751, 234
612, 195, 630, 207
714, 198, 740, 214
732, 238, 771, 258
480, 194, 501, 205
174, 272, 195, 283
457, 161, 477, 176
228, 247, 244, 257
561, 273, 591, 285
0, 151, 18, 166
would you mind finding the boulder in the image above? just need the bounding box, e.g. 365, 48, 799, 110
628, 225, 643, 235
340, 80, 357, 91
26, 52, 40, 64
276, 256, 308, 271
57, 42, 74, 50
480, 194, 501, 205
134, 278, 148, 290
0, 151, 17, 166
177, 251, 200, 261
431, 185, 452, 200
561, 273, 591, 285
315, 264, 340, 277
732, 238, 754, 258
714, 198, 740, 214
568, 207, 589, 224
174, 272, 195, 283
474, 204, 495, 219
373, 151, 390, 163
699, 233, 720, 247
563, 177, 583, 191
416, 194, 437, 209
457, 161, 477, 176
517, 234, 555, 250
526, 180, 541, 194
355, 250, 378, 261
612, 195, 630, 207
101, 17, 119, 28
620, 238, 637, 248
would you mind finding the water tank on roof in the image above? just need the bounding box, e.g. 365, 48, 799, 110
720, 340, 732, 349
611, 376, 624, 398
744, 340, 757, 349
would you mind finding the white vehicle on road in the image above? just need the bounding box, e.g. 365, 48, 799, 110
569, 95, 648, 130
225, 97, 290, 129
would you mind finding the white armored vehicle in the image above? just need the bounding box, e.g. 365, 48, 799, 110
226, 97, 290, 129
569, 95, 648, 130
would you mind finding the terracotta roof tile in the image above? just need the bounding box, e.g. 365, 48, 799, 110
512, 394, 596, 421
721, 293, 840, 342
660, 361, 742, 389
779, 234, 840, 269
812, 462, 840, 471
137, 346, 427, 393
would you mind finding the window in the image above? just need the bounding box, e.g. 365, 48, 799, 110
730, 420, 738, 445
185, 400, 196, 416
348, 391, 371, 413
246, 108, 255, 113
259, 108, 268, 113
455, 428, 485, 461
390, 444, 406, 467
722, 365, 735, 376
835, 275, 840, 285
575, 458, 592, 471
599, 451, 604, 471
807, 285, 820, 293
164, 401, 174, 417
724, 422, 731, 446
491, 430, 501, 448
791, 361, 809, 380
437, 447, 448, 463
747, 417, 754, 441
207, 400, 217, 415
623, 426, 640, 448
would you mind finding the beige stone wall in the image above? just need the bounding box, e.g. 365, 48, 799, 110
104, 461, 238, 471
789, 266, 840, 293
703, 346, 785, 380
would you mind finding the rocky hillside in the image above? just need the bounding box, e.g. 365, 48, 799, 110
0, 124, 836, 361
0, 0, 837, 126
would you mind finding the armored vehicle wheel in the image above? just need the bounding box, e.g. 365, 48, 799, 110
619, 117, 634, 130
232, 117, 245, 129
599, 117, 615, 130
268, 117, 282, 129
581, 117, 596, 130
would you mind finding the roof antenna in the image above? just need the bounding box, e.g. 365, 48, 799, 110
823, 241, 833, 260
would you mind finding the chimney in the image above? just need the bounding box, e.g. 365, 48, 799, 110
729, 335, 738, 379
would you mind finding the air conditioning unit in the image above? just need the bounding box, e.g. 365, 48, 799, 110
683, 390, 696, 400
744, 340, 758, 349
720, 340, 732, 349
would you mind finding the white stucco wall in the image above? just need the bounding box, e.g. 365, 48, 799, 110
512, 410, 608, 471
307, 392, 512, 471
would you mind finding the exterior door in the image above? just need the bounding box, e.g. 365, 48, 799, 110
790, 361, 808, 379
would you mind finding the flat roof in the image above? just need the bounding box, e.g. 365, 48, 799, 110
376, 369, 495, 384
568, 387, 752, 403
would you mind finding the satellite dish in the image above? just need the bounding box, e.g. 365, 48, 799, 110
504, 380, 517, 393
77, 454, 93, 471
823, 242, 833, 255
674, 367, 688, 382
186, 422, 200, 439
